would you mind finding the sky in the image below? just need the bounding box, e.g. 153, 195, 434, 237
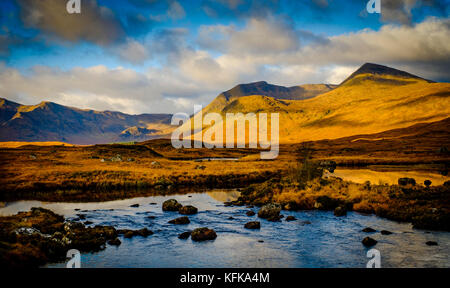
0, 0, 449, 114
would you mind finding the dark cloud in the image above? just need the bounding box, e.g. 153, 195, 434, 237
381, 0, 449, 25
15, 0, 123, 45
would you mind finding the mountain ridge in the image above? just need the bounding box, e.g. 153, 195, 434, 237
0, 98, 173, 144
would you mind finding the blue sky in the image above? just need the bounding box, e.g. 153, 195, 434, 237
0, 0, 449, 114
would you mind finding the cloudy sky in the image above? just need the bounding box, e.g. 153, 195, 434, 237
0, 0, 449, 114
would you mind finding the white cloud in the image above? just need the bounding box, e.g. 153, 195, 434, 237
114, 39, 150, 64
2, 17, 449, 115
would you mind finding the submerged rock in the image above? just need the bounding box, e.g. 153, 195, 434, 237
426, 241, 438, 246
179, 205, 198, 215
118, 228, 153, 238
285, 216, 297, 221
380, 230, 393, 235
168, 216, 190, 225
107, 238, 121, 246
162, 199, 182, 211
178, 231, 192, 239
246, 211, 256, 216
257, 203, 281, 219
362, 227, 376, 233
334, 206, 347, 217
362, 237, 378, 247
244, 221, 260, 229
130, 204, 139, 208
191, 227, 217, 241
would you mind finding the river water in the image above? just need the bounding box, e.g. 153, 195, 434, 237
0, 190, 448, 268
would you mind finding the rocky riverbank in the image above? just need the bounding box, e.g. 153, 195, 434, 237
230, 176, 450, 231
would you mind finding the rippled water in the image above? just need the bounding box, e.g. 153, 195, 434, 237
1, 190, 449, 268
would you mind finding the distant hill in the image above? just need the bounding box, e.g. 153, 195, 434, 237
204, 82, 336, 114
183, 63, 450, 144
0, 99, 173, 144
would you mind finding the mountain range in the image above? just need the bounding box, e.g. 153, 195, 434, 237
1, 63, 449, 145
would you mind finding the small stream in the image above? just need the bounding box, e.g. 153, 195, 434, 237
0, 190, 448, 268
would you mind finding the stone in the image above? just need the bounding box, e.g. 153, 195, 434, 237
257, 203, 281, 219
362, 227, 376, 233
178, 231, 191, 239
162, 199, 182, 211
334, 206, 347, 217
179, 205, 198, 215
362, 237, 377, 247
191, 228, 217, 241
285, 216, 297, 221
168, 216, 190, 225
244, 221, 260, 229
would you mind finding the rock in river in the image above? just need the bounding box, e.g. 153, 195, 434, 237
362, 237, 378, 247
380, 230, 393, 235
362, 227, 376, 233
107, 238, 122, 246
179, 205, 198, 215
178, 231, 192, 239
168, 216, 190, 225
285, 216, 297, 221
257, 203, 281, 220
191, 227, 217, 241
246, 211, 256, 216
244, 221, 261, 229
334, 206, 347, 217
162, 199, 182, 212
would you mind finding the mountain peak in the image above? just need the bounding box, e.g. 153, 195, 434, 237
340, 63, 433, 86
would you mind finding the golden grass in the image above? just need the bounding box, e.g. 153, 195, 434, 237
0, 142, 75, 148
175, 75, 449, 144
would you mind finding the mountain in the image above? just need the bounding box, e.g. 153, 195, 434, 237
184, 63, 450, 144
339, 63, 434, 86
0, 99, 173, 144
203, 81, 336, 114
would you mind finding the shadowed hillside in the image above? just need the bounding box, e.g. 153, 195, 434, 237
0, 99, 173, 144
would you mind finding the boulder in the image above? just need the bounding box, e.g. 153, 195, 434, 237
334, 206, 347, 217
362, 227, 376, 233
424, 180, 432, 187
191, 228, 217, 241
178, 231, 192, 239
168, 216, 190, 225
257, 203, 281, 219
244, 221, 260, 229
136, 228, 153, 237
285, 216, 297, 221
179, 205, 198, 215
362, 237, 377, 247
107, 238, 121, 246
162, 199, 182, 211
